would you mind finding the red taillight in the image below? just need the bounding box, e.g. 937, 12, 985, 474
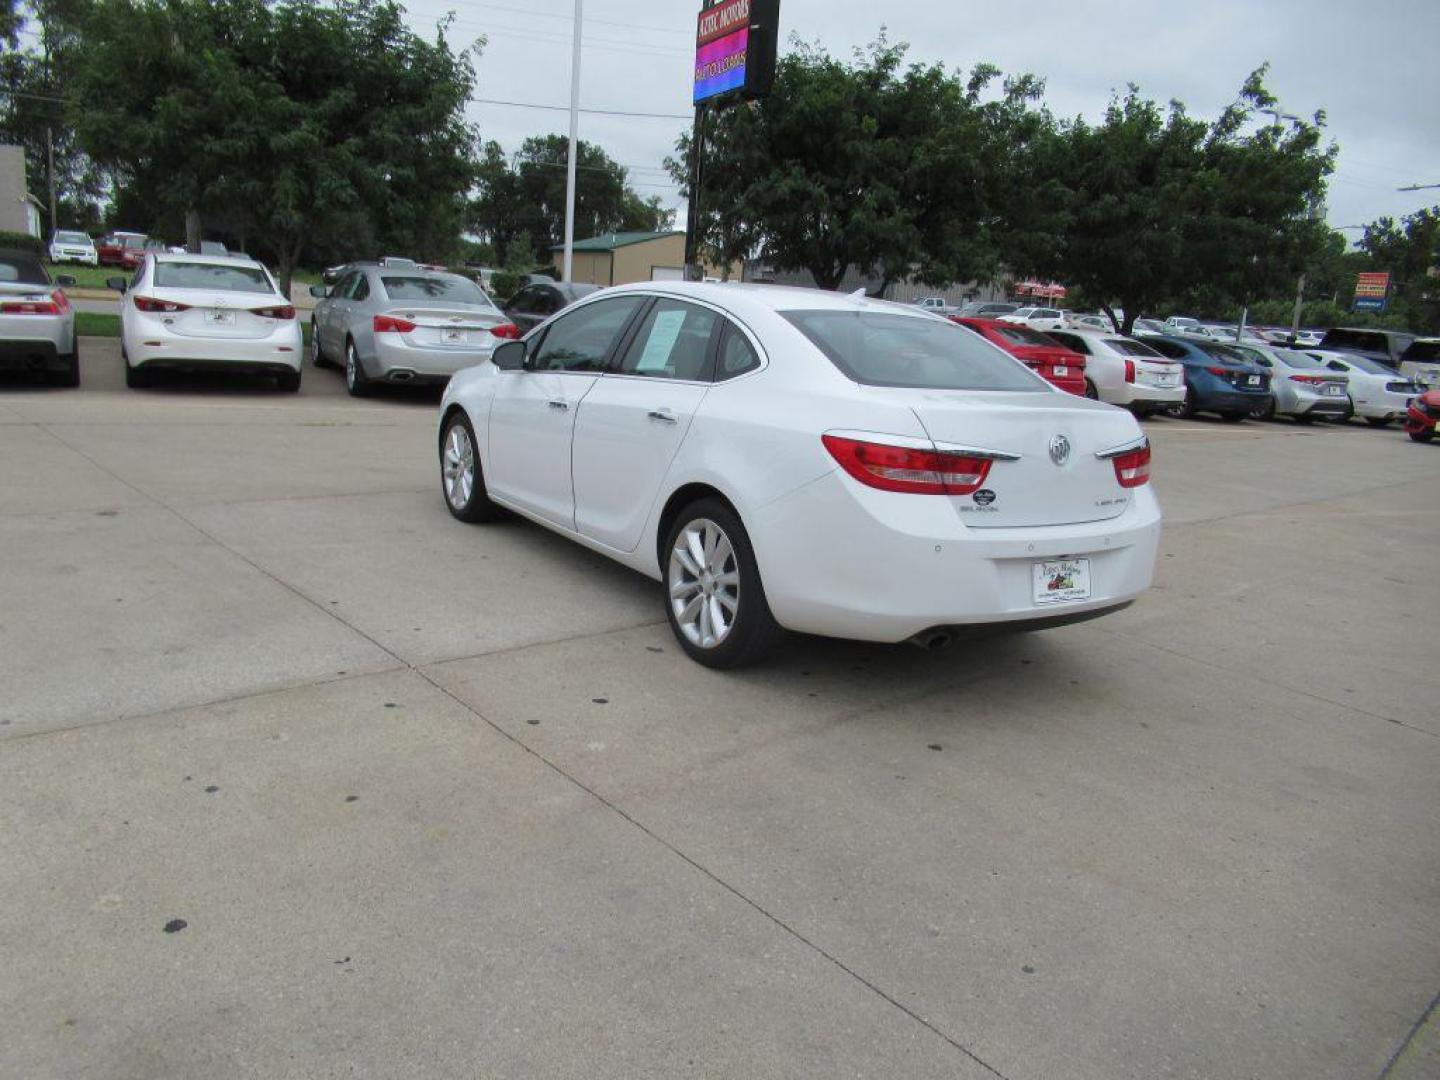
489, 322, 522, 339
821, 435, 992, 496
1124, 359, 1136, 383
133, 295, 191, 314
1289, 374, 1325, 385
1111, 444, 1151, 489
374, 314, 416, 334
251, 304, 296, 320
1206, 366, 1229, 377
1, 290, 67, 315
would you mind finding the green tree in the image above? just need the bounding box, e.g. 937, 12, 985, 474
470, 134, 674, 266
669, 38, 1043, 290
1009, 70, 1334, 333
1357, 206, 1440, 333
61, 0, 479, 291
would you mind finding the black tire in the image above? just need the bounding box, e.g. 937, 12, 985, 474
1084, 379, 1099, 401
124, 357, 151, 389
53, 348, 79, 388
345, 338, 374, 397
1365, 417, 1391, 428
662, 497, 785, 669
310, 323, 330, 368
277, 368, 301, 393
1410, 430, 1434, 444
439, 410, 504, 523
1219, 410, 1248, 423
1169, 389, 1198, 420
1292, 413, 1315, 425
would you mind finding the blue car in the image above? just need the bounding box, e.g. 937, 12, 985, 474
1138, 334, 1274, 421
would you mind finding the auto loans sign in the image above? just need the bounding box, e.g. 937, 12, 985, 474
693, 0, 779, 106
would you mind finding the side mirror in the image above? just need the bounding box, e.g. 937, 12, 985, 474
309, 284, 329, 298
106, 276, 127, 293
491, 340, 526, 371
55, 274, 77, 287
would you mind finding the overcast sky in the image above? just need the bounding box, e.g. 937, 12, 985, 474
402, 0, 1440, 238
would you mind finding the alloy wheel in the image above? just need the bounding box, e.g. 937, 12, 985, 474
442, 424, 475, 509
668, 518, 740, 649
345, 345, 357, 391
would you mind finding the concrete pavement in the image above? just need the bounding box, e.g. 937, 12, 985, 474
2, 340, 1437, 1079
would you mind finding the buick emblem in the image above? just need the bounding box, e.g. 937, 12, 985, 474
1048, 434, 1071, 467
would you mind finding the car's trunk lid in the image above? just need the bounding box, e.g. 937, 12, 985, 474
867, 388, 1146, 528
146, 288, 283, 341
382, 304, 507, 349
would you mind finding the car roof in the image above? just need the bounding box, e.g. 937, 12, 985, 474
152, 252, 265, 268
596, 281, 946, 323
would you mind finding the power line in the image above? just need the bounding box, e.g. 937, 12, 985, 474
444, 0, 692, 38
471, 96, 689, 120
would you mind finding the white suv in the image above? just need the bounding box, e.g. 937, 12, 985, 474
48, 231, 98, 267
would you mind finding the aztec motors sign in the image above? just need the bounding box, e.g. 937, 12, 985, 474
693, 0, 780, 107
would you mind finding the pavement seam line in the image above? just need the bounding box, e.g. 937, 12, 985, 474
415, 667, 1012, 1080
1379, 989, 1440, 1079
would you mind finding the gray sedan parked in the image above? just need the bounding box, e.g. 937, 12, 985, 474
310, 265, 519, 396
0, 249, 78, 387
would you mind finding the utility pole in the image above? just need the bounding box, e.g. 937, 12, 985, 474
684, 105, 707, 280
561, 0, 583, 284
46, 127, 57, 234
1398, 183, 1440, 192
1290, 274, 1306, 340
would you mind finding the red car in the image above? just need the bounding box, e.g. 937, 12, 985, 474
951, 317, 1087, 395
1403, 388, 1440, 443
97, 232, 146, 267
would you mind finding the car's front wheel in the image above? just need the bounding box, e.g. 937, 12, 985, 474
440, 411, 504, 523
310, 323, 329, 368
663, 498, 784, 668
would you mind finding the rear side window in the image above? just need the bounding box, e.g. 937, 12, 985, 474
0, 255, 49, 285
616, 299, 717, 381
155, 262, 272, 294
1048, 332, 1091, 354
716, 323, 761, 380
783, 311, 1044, 392
532, 296, 644, 373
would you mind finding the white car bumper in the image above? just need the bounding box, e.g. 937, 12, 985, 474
128, 325, 303, 373
1106, 382, 1186, 408
1352, 389, 1415, 421
749, 470, 1162, 643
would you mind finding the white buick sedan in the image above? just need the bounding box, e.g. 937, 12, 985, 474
113, 254, 303, 390
437, 284, 1161, 667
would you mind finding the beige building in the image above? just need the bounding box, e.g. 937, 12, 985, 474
551, 231, 688, 287
0, 144, 42, 238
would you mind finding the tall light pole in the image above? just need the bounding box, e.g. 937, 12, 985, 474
562, 0, 583, 284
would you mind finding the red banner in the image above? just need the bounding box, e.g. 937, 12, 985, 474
1355, 272, 1390, 299
697, 0, 751, 46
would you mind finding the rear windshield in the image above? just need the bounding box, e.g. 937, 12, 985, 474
994, 325, 1056, 347
154, 262, 273, 294
1403, 341, 1440, 361
1318, 352, 1388, 375
1199, 343, 1246, 362
1322, 329, 1387, 351
0, 254, 49, 285
783, 311, 1044, 392
55, 231, 89, 244
382, 275, 493, 306
1107, 338, 1162, 358
1269, 349, 1324, 370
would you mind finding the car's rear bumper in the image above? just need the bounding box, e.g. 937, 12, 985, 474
373, 337, 496, 380
750, 469, 1162, 643
1110, 383, 1185, 407
129, 328, 302, 373
1192, 385, 1270, 413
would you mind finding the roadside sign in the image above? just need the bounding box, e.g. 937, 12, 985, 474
693, 0, 780, 107
1353, 297, 1388, 313
1354, 272, 1390, 299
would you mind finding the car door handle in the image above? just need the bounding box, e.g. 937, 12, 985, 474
548, 399, 569, 411
648, 409, 678, 424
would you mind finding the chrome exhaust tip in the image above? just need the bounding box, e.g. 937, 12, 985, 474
908, 631, 952, 651
388, 369, 416, 382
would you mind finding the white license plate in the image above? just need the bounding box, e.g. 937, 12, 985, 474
1053, 365, 1069, 377
1246, 374, 1261, 386
208, 310, 235, 326
1324, 384, 1345, 396
442, 329, 468, 344
1033, 558, 1092, 607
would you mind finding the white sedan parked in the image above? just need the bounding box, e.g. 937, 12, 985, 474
999, 306, 1066, 332
112, 254, 303, 390
437, 284, 1162, 667
1047, 329, 1186, 414
1307, 350, 1420, 426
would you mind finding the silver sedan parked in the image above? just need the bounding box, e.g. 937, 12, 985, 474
310, 265, 519, 396
0, 249, 78, 387
1230, 343, 1349, 422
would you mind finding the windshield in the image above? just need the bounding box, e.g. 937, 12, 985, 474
1318, 352, 1389, 375
381, 275, 494, 306
55, 232, 89, 245
783, 311, 1046, 392
1403, 341, 1440, 361
994, 325, 1058, 347
1107, 338, 1163, 358
154, 262, 273, 294
0, 254, 49, 285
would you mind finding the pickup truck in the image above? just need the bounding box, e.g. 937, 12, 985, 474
1317, 327, 1415, 371
96, 232, 146, 267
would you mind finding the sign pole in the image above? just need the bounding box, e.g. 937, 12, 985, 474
562, 0, 583, 284
685, 105, 707, 280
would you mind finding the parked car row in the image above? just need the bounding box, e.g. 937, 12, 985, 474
46, 230, 221, 270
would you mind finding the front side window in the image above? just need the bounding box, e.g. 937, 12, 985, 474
531, 297, 644, 373
154, 262, 273, 294
348, 274, 371, 302
784, 311, 1045, 392
616, 299, 718, 381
